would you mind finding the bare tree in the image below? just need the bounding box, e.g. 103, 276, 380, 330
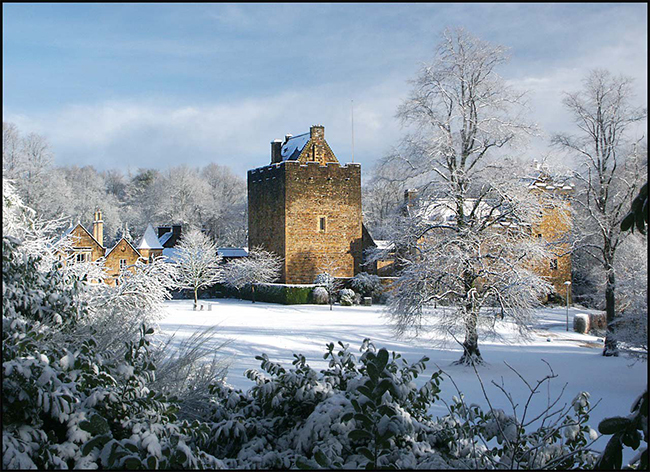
223, 247, 282, 303
2, 122, 24, 179
174, 228, 223, 308
552, 69, 647, 356
382, 28, 551, 365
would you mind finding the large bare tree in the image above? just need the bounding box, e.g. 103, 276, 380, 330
382, 28, 553, 365
552, 69, 647, 356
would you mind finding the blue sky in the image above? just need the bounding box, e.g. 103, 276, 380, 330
3, 3, 647, 178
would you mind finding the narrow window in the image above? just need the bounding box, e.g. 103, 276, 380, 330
550, 259, 558, 270
319, 217, 326, 232
120, 259, 127, 270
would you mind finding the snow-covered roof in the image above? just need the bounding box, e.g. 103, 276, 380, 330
162, 247, 180, 263
218, 247, 248, 258
159, 231, 174, 246
417, 198, 498, 223
280, 133, 310, 161
374, 240, 395, 251
137, 224, 164, 250
53, 224, 76, 246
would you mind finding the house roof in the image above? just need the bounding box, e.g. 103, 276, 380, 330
218, 247, 248, 257
137, 224, 164, 250
56, 222, 104, 250
280, 133, 310, 161
162, 247, 180, 263
158, 231, 174, 246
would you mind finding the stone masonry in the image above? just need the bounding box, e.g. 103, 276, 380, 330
248, 125, 363, 284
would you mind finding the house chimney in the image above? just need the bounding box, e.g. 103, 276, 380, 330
310, 124, 324, 140
93, 209, 104, 247
404, 189, 418, 207
158, 226, 171, 239
172, 224, 181, 244
271, 139, 283, 164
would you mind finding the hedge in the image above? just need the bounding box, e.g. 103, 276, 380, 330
220, 282, 318, 305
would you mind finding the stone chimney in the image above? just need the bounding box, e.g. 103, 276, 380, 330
93, 209, 104, 247
404, 189, 419, 213
271, 139, 283, 164
310, 124, 324, 140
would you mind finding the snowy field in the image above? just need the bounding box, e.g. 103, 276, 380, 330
157, 298, 646, 456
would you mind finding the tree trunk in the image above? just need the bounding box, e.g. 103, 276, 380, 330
193, 287, 198, 311
454, 309, 483, 365
251, 284, 256, 304
603, 268, 619, 357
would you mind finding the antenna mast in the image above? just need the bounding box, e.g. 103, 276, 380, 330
351, 100, 355, 163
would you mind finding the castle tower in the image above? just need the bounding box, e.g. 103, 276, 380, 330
92, 209, 104, 247
248, 125, 363, 284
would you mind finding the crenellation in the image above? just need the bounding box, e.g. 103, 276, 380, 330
248, 125, 364, 284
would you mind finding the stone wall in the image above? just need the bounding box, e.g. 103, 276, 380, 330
248, 164, 288, 281
104, 239, 142, 286
69, 225, 105, 262
248, 160, 363, 284
284, 161, 362, 284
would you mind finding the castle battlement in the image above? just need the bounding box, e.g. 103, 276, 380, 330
248, 125, 367, 284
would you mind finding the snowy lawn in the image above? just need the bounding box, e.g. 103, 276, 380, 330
158, 298, 646, 457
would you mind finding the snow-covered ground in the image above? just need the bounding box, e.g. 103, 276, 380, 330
158, 298, 647, 456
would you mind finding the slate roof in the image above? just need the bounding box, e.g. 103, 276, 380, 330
137, 224, 164, 250
280, 133, 310, 161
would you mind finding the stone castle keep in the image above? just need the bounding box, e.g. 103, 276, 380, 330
248, 125, 364, 284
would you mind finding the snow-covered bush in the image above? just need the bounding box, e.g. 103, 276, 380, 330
573, 314, 590, 334
311, 286, 329, 305
349, 272, 383, 302
339, 288, 356, 306
223, 247, 282, 303
314, 271, 340, 310
2, 181, 223, 469
202, 339, 447, 469
2, 237, 222, 470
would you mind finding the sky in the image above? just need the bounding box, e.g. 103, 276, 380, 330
2, 3, 647, 180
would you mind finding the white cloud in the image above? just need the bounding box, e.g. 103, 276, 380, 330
3, 77, 408, 177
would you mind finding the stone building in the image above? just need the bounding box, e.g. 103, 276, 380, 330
56, 211, 164, 286
394, 170, 574, 302
248, 125, 368, 284
527, 172, 573, 301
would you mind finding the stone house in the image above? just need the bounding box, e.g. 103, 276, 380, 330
56, 212, 164, 286
384, 171, 573, 302
248, 125, 373, 284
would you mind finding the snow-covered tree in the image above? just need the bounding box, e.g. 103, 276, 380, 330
223, 247, 282, 303
379, 28, 552, 365
200, 163, 247, 247
314, 259, 343, 311
552, 69, 647, 356
173, 228, 223, 308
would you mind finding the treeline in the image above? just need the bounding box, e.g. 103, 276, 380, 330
2, 122, 247, 248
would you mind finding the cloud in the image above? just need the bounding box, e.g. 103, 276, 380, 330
3, 77, 408, 177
